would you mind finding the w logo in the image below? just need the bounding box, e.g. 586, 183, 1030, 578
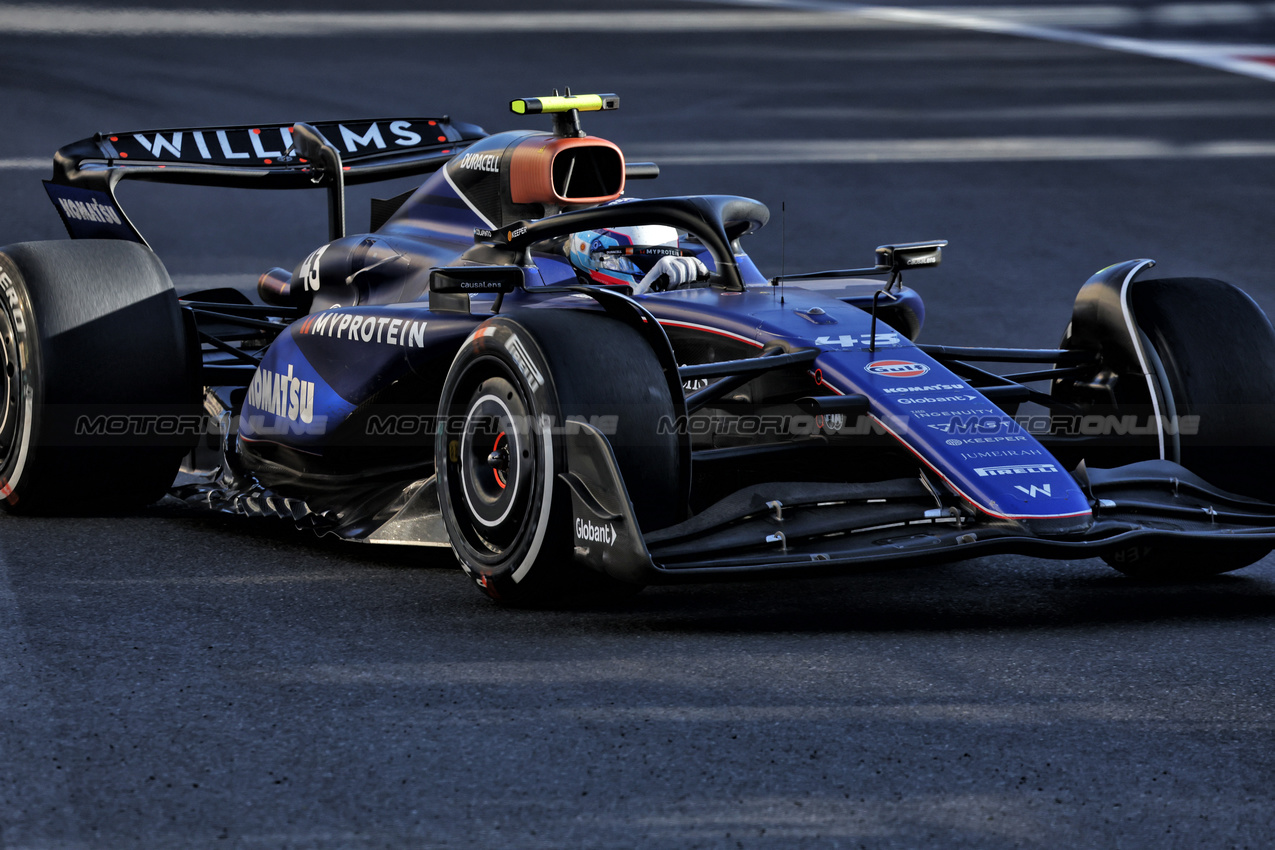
1014, 483, 1052, 498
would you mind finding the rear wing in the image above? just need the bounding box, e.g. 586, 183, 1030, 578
45, 116, 487, 244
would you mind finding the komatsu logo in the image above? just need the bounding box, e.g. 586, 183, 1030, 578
884, 384, 965, 394
575, 518, 616, 546
247, 364, 314, 424
56, 197, 122, 225
458, 152, 499, 173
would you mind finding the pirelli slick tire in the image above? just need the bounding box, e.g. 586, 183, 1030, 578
1128, 278, 1275, 501
0, 240, 198, 514
1103, 539, 1271, 580
435, 308, 680, 606
1102, 277, 1275, 577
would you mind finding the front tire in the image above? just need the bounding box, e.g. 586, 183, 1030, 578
435, 308, 681, 605
1097, 277, 1275, 577
1103, 539, 1271, 580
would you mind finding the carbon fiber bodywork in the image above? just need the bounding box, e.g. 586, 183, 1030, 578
39, 104, 1275, 582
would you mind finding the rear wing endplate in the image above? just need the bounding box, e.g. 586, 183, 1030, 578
46, 116, 487, 244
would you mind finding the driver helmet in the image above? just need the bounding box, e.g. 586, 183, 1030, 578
567, 224, 682, 286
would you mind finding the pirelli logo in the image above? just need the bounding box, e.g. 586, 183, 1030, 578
506, 334, 544, 392
973, 463, 1059, 477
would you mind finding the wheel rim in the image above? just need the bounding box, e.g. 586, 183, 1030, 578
447, 368, 539, 559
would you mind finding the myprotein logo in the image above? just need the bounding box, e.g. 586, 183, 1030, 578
865, 360, 930, 378
575, 518, 616, 546
298, 310, 427, 348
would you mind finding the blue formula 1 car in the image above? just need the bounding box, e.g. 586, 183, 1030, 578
4, 93, 1275, 604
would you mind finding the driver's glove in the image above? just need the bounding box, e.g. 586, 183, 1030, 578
632, 255, 708, 295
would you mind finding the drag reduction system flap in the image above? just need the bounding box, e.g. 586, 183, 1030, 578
44, 116, 488, 244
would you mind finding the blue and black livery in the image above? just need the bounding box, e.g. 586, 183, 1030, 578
8, 92, 1275, 604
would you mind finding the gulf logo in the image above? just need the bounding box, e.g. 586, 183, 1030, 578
865, 360, 930, 378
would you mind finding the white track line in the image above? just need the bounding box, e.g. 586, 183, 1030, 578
630, 136, 1275, 164
0, 2, 1272, 86
1, 3, 1273, 37
9, 138, 1275, 171
707, 1, 1275, 82
0, 7, 895, 35
0, 159, 47, 170
0, 3, 1268, 79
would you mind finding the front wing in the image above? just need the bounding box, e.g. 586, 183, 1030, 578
563, 424, 1275, 583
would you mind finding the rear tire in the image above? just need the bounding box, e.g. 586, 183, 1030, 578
0, 240, 197, 513
435, 308, 681, 606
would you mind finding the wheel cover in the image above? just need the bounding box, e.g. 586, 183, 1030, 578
460, 390, 528, 531
448, 372, 538, 558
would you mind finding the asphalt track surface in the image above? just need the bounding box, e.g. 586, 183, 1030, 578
3, 2, 1275, 847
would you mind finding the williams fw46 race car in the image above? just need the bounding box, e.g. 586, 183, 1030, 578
4, 92, 1275, 604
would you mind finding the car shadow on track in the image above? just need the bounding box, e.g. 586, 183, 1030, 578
609, 558, 1275, 634
145, 504, 1275, 634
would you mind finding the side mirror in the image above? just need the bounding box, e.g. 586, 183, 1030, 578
875, 240, 947, 273
429, 265, 524, 295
